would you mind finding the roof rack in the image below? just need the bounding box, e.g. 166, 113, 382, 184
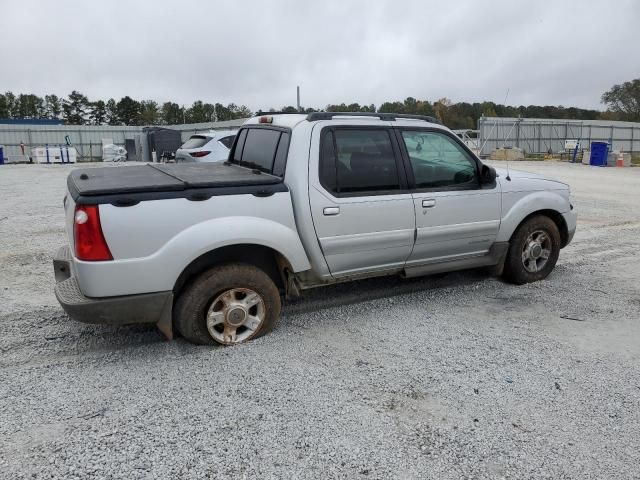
254, 111, 305, 116
305, 112, 440, 124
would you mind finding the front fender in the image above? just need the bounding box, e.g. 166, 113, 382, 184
497, 190, 570, 243
74, 216, 310, 297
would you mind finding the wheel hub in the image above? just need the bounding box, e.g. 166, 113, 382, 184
206, 287, 266, 345
529, 242, 542, 259
521, 229, 552, 273
226, 307, 247, 327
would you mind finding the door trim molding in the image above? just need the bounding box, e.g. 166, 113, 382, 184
402, 242, 509, 278
319, 228, 415, 256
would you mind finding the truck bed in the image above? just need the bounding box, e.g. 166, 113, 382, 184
67, 163, 286, 205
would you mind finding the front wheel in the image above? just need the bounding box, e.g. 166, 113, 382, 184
503, 215, 561, 284
174, 263, 281, 345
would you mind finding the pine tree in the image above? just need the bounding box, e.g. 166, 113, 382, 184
89, 100, 107, 125
45, 94, 63, 119
106, 98, 120, 125
116, 96, 142, 125
63, 90, 89, 124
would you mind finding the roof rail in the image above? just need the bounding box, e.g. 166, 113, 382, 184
305, 112, 440, 124
254, 111, 305, 116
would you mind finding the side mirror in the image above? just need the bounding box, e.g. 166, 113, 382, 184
480, 164, 496, 184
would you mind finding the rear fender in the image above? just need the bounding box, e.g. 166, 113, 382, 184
73, 216, 310, 297
172, 216, 311, 273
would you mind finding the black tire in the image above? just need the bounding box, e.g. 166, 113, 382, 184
503, 215, 561, 285
174, 263, 281, 345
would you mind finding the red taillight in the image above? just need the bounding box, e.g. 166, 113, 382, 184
74, 205, 113, 261
189, 151, 211, 158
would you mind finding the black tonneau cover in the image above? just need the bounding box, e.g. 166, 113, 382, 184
68, 163, 287, 205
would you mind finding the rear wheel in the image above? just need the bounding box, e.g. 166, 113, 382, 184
174, 263, 281, 345
503, 215, 561, 284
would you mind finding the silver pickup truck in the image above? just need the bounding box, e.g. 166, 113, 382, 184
53, 112, 577, 345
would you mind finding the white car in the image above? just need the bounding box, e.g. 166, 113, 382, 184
175, 130, 236, 163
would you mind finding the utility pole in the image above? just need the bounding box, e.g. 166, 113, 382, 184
297, 86, 301, 112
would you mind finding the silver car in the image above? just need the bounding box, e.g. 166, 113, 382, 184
175, 130, 237, 162
54, 112, 576, 346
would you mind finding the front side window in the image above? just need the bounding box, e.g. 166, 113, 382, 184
401, 131, 477, 189
320, 129, 400, 194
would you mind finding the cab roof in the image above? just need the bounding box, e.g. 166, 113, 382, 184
243, 112, 442, 130
243, 114, 308, 129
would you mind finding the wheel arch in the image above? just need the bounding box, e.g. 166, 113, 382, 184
510, 209, 569, 247
498, 190, 571, 248
173, 243, 293, 297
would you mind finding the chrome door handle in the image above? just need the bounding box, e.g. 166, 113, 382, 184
323, 207, 340, 216
422, 199, 436, 208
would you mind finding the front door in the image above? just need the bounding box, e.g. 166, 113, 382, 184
309, 126, 415, 277
396, 129, 501, 266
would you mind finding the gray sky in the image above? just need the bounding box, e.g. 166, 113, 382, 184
1, 0, 638, 111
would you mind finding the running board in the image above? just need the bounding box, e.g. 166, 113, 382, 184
402, 242, 509, 278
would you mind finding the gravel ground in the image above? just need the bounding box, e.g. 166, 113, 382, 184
1, 161, 639, 479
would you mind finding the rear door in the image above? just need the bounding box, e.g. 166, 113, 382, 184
309, 126, 415, 277
396, 128, 501, 266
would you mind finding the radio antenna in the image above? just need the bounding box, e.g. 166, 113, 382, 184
503, 88, 511, 181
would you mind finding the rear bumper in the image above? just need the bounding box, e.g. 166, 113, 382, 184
53, 246, 173, 330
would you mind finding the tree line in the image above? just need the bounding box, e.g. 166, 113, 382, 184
0, 91, 252, 126
0, 79, 637, 129
271, 99, 616, 130
273, 79, 639, 127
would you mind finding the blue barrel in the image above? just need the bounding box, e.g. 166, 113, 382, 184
0, 145, 4, 165
589, 142, 609, 167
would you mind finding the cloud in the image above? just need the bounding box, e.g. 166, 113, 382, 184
1, 0, 638, 110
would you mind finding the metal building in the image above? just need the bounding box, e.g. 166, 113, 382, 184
478, 117, 640, 156
0, 119, 246, 162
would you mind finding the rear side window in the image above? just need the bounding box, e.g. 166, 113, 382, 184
320, 131, 337, 191
181, 135, 210, 149
320, 129, 401, 194
232, 128, 286, 174
218, 135, 235, 149
233, 129, 248, 161
272, 132, 290, 176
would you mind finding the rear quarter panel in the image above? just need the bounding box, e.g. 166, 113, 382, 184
73, 192, 310, 297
